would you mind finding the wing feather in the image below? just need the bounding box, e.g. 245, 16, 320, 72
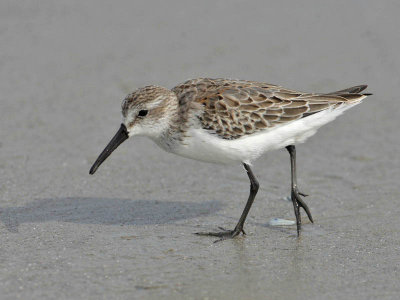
172, 78, 369, 140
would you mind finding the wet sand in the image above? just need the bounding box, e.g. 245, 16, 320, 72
1, 1, 399, 299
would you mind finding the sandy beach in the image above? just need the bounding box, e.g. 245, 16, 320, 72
1, 1, 399, 299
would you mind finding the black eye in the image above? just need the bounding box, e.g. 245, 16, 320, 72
138, 110, 148, 117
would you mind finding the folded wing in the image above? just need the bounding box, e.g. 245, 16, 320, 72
173, 78, 370, 140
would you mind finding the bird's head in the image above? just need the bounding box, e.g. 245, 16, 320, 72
89, 85, 177, 175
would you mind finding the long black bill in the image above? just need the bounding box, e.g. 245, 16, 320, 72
89, 124, 129, 175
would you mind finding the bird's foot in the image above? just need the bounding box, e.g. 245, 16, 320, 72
291, 187, 313, 236
195, 226, 246, 242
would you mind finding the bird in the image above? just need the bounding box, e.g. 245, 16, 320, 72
89, 78, 371, 239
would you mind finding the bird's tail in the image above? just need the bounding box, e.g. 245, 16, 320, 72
325, 85, 372, 102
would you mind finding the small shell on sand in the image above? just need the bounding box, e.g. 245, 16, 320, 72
269, 218, 296, 226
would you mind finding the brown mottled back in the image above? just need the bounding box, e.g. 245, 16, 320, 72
172, 78, 369, 139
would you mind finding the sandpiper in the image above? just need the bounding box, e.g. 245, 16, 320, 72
89, 78, 371, 239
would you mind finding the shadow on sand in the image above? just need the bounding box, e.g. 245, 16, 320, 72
0, 197, 222, 232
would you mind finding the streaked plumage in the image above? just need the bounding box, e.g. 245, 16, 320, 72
173, 78, 368, 140
90, 78, 371, 240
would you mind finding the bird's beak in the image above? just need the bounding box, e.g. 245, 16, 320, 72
89, 124, 129, 175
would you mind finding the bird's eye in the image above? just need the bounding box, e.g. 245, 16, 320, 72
138, 110, 148, 117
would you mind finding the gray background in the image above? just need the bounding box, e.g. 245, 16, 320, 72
1, 0, 399, 299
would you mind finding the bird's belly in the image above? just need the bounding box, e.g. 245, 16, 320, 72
173, 135, 243, 165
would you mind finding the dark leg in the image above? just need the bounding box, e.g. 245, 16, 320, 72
196, 163, 259, 241
286, 145, 313, 236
